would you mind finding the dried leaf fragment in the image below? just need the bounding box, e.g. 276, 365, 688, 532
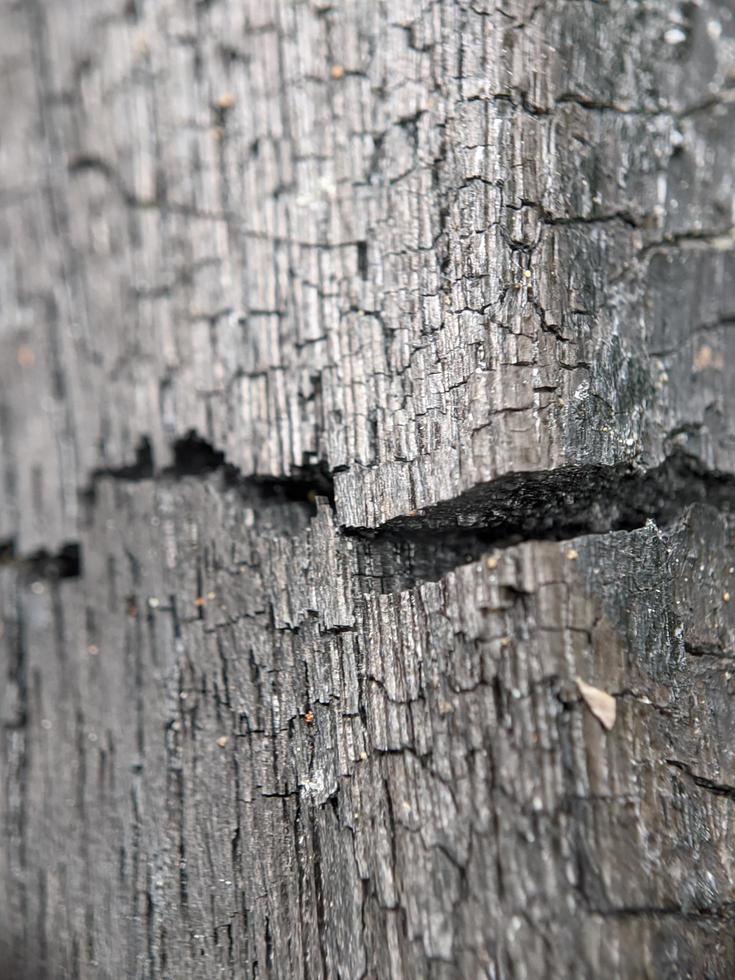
576, 676, 616, 731
16, 346, 35, 368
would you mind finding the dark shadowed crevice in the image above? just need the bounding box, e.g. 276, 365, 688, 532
168, 431, 335, 506
85, 437, 155, 492
667, 760, 735, 802
344, 451, 735, 590
0, 540, 81, 581
684, 641, 732, 659
356, 452, 734, 538
6, 435, 735, 592
169, 432, 226, 475
168, 435, 734, 555
356, 240, 369, 280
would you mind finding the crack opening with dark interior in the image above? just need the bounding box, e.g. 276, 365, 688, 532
348, 451, 735, 590
170, 431, 335, 507
1, 542, 83, 582
8, 434, 735, 594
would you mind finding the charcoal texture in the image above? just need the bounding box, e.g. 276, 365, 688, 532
2, 1, 735, 977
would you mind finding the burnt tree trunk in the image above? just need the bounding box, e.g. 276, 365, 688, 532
2, 1, 735, 977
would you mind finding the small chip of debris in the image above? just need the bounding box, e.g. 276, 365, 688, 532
216, 736, 229, 748
724, 592, 731, 603
359, 750, 368, 761
16, 346, 35, 368
207, 591, 216, 600
694, 344, 724, 372
523, 269, 532, 279
216, 92, 236, 110
330, 64, 345, 80
147, 596, 160, 609
133, 33, 149, 57
500, 636, 512, 648
486, 555, 499, 571
565, 548, 579, 561
670, 129, 685, 148
664, 27, 687, 44
576, 676, 616, 731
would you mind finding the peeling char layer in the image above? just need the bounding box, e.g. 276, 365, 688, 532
3, 475, 735, 978
2, 1, 735, 550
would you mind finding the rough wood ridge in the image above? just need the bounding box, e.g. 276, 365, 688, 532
2, 0, 735, 977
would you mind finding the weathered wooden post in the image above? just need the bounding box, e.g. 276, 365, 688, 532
2, 1, 735, 976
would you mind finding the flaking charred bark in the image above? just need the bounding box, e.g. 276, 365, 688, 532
2, 1, 735, 978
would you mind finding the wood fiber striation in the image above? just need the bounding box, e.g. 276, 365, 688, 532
2, 0, 735, 977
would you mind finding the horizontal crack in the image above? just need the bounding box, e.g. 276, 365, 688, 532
169, 432, 335, 505
0, 540, 82, 581
80, 431, 335, 510
7, 434, 735, 594
667, 760, 735, 802
590, 900, 735, 921
346, 452, 735, 590
684, 641, 733, 660
7, 432, 335, 584
87, 436, 155, 483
